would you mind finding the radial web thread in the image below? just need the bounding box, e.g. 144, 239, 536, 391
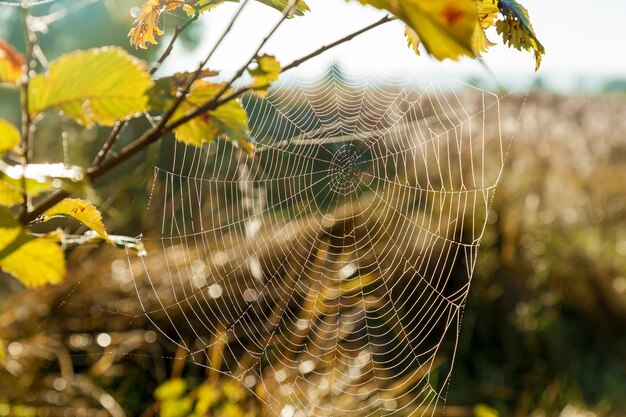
131, 71, 515, 417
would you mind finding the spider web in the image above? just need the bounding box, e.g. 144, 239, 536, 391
130, 70, 513, 417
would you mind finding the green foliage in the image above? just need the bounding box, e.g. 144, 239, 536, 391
0, 119, 20, 155
169, 81, 254, 154
128, 0, 310, 49
0, 207, 65, 287
154, 378, 188, 401
248, 54, 281, 95
152, 378, 251, 417
28, 47, 153, 126
0, 0, 541, 304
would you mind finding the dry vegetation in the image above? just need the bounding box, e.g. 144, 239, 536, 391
1, 91, 625, 417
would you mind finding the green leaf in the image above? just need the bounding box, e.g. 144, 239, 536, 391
42, 198, 109, 241
0, 119, 20, 155
0, 162, 85, 207
195, 384, 220, 415
160, 398, 193, 417
0, 207, 65, 288
148, 69, 219, 109
474, 404, 500, 417
357, 0, 477, 60
28, 47, 153, 126
248, 54, 281, 95
154, 378, 187, 401
216, 403, 244, 417
496, 0, 545, 70
0, 207, 22, 251
0, 40, 23, 86
169, 81, 255, 155
0, 174, 54, 207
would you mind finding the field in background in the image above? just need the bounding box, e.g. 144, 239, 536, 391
1, 91, 625, 417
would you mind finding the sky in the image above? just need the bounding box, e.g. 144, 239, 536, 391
162, 0, 626, 90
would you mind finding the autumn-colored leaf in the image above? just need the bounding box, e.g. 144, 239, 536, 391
0, 40, 23, 86
404, 26, 420, 55
43, 198, 109, 241
154, 80, 254, 155
148, 69, 219, 109
472, 0, 499, 54
496, 0, 545, 70
130, 0, 309, 49
129, 0, 186, 49
0, 118, 20, 155
28, 47, 153, 126
0, 207, 65, 287
358, 0, 477, 61
256, 0, 310, 17
248, 54, 281, 95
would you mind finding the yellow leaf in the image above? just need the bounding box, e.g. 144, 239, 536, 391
130, 0, 309, 49
128, 0, 186, 49
43, 198, 109, 241
0, 207, 22, 250
0, 175, 54, 207
0, 235, 65, 287
154, 378, 187, 401
472, 0, 499, 54
248, 54, 281, 95
28, 47, 153, 126
474, 403, 500, 417
0, 118, 20, 155
170, 81, 255, 155
358, 0, 477, 61
404, 26, 421, 55
0, 40, 23, 86
0, 207, 65, 288
0, 162, 84, 207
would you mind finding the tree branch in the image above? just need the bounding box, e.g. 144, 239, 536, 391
169, 14, 395, 130
19, 12, 395, 225
92, 12, 202, 167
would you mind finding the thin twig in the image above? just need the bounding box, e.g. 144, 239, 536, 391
92, 121, 126, 166
169, 14, 395, 130
155, 0, 252, 130
19, 13, 395, 225
150, 11, 200, 75
212, 0, 301, 104
282, 14, 395, 72
92, 12, 202, 167
19, 1, 36, 217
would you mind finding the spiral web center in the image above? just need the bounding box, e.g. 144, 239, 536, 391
129, 71, 517, 416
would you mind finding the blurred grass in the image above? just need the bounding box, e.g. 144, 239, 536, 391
0, 91, 625, 416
